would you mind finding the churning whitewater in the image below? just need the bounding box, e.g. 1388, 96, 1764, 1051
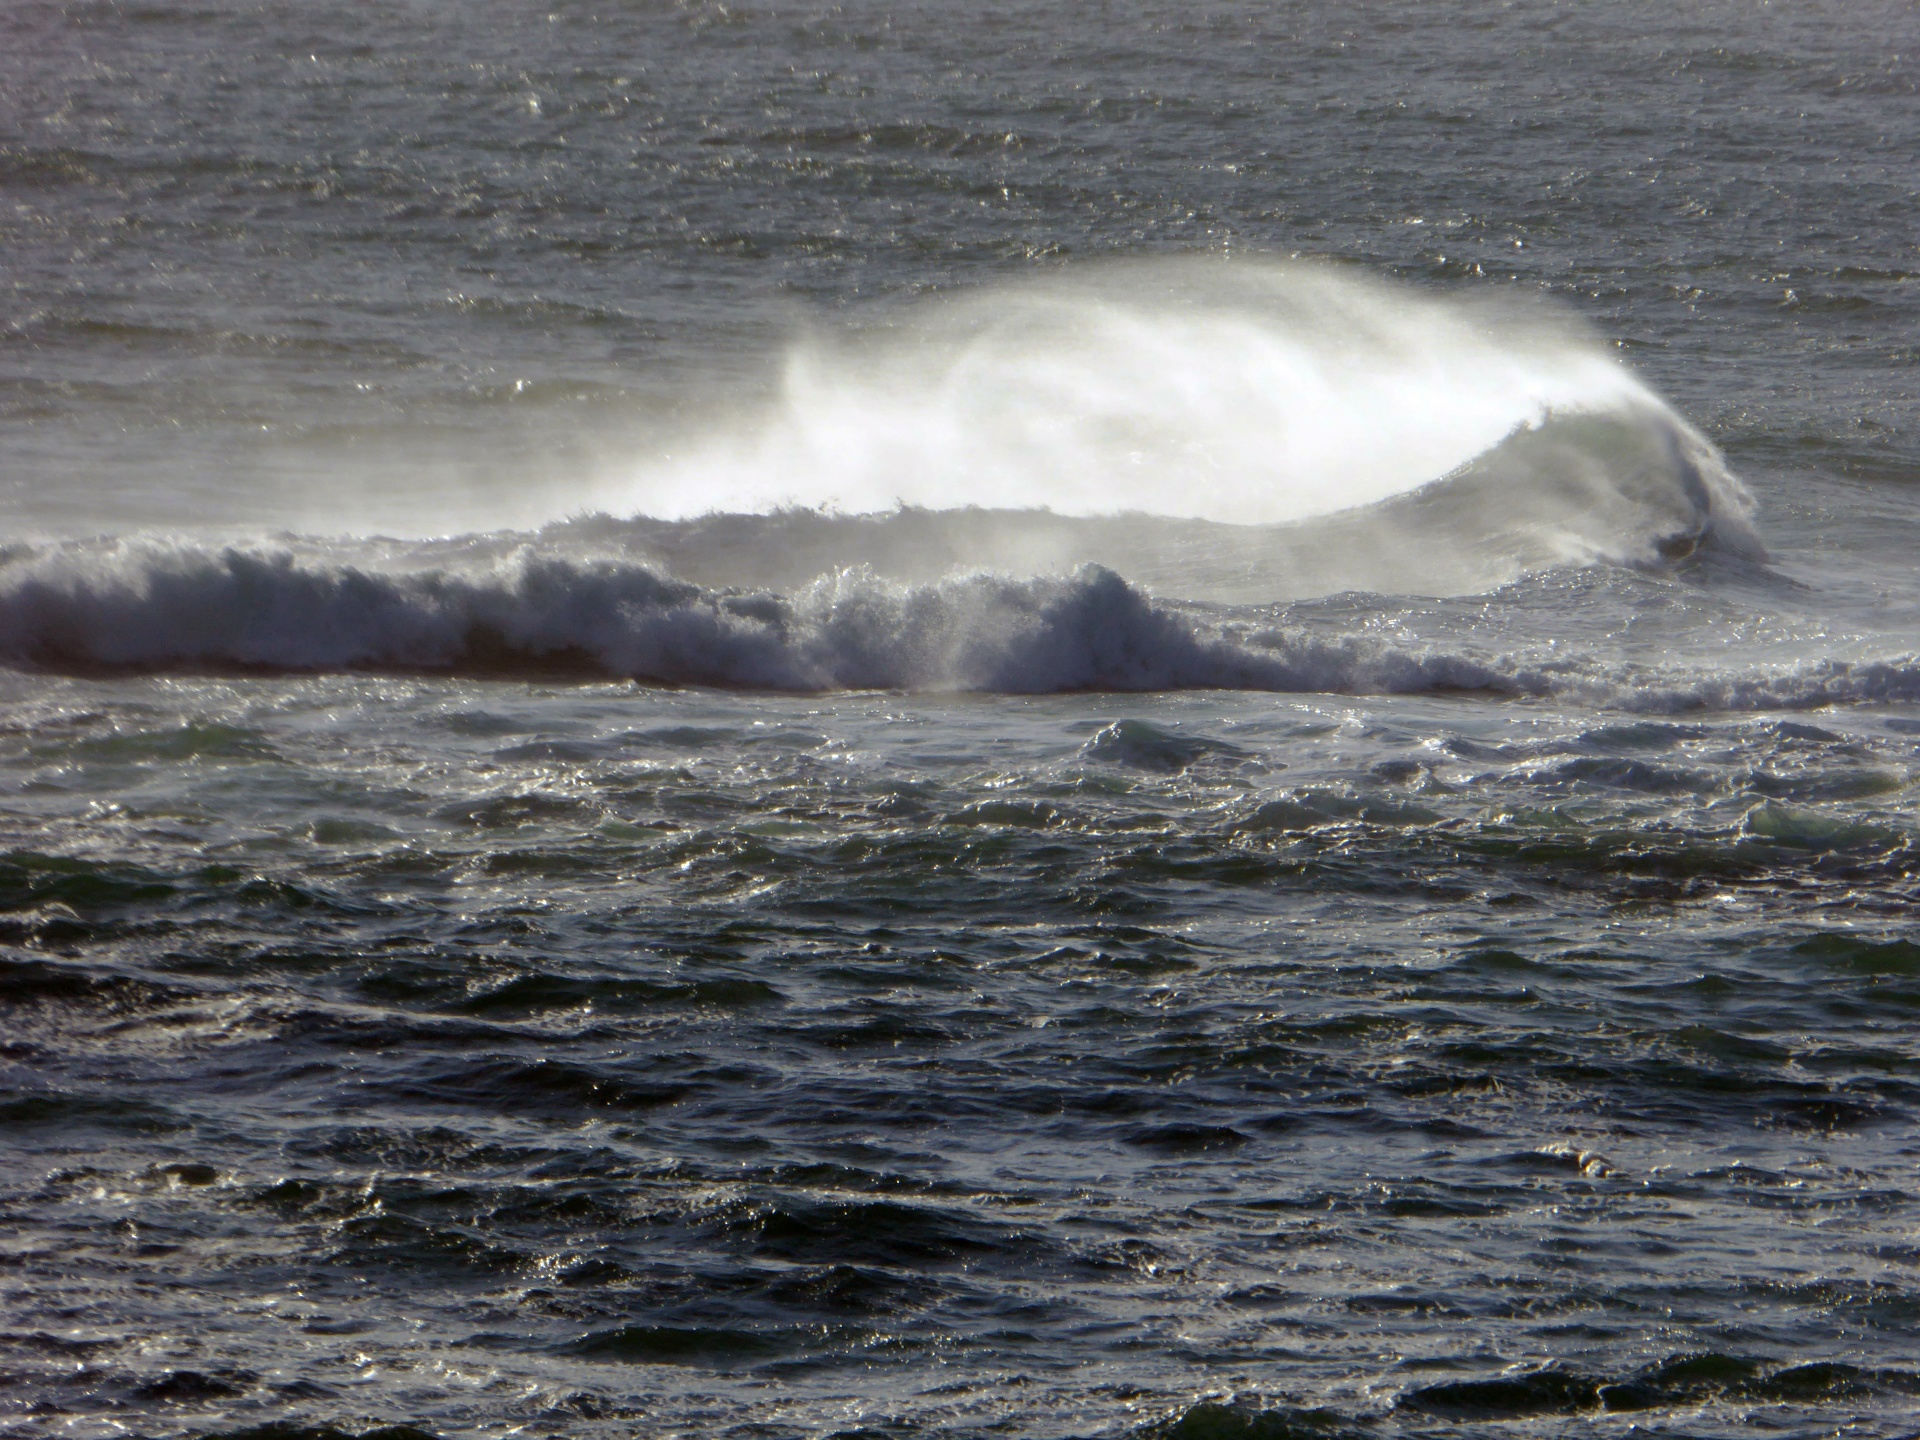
6, 5, 1920, 1440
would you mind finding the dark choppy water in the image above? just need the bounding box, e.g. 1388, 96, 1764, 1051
4, 3, 1920, 1438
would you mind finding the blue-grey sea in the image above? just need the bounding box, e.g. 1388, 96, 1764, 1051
3, 3, 1920, 1438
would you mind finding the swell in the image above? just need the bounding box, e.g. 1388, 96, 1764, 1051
1147, 1354, 1920, 1436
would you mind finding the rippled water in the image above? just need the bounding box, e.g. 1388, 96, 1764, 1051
3, 3, 1919, 1439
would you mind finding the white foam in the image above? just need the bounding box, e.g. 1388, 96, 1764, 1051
0, 541, 1534, 690
8, 540, 1903, 710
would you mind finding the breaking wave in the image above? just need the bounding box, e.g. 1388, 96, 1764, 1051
0, 263, 1783, 697
551, 261, 1762, 600
614, 260, 1756, 546
564, 404, 1756, 603
0, 544, 1508, 693
1, 541, 1909, 710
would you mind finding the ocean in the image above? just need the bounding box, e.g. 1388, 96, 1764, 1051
3, 2, 1919, 1438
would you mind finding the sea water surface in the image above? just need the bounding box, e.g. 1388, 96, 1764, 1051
3, 3, 1920, 1438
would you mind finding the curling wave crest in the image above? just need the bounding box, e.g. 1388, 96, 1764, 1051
613, 260, 1759, 563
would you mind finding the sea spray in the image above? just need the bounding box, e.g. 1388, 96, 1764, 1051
613, 260, 1753, 536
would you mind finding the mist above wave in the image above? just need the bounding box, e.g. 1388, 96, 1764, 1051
552, 260, 1758, 601
610, 259, 1755, 548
